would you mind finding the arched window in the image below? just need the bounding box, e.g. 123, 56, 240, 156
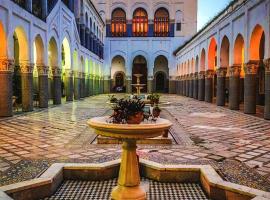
154, 8, 169, 37
111, 8, 126, 37
132, 8, 148, 37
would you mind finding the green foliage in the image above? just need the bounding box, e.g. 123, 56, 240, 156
108, 94, 118, 103
111, 99, 145, 123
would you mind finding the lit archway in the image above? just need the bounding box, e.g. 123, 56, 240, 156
234, 34, 245, 75
33, 35, 45, 105
61, 37, 71, 98
111, 55, 126, 92
154, 55, 169, 93
0, 21, 7, 58
220, 36, 230, 69
48, 37, 58, 101
154, 8, 169, 37
111, 8, 127, 36
250, 24, 265, 105
132, 8, 148, 37
208, 38, 217, 71
132, 55, 147, 93
13, 27, 29, 107
200, 48, 206, 72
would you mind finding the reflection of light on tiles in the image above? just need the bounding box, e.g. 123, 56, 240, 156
189, 112, 226, 118
192, 125, 252, 134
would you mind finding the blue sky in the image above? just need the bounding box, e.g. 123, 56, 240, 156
198, 0, 232, 30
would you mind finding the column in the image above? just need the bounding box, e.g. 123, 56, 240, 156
169, 77, 176, 94
229, 65, 241, 110
205, 70, 214, 103
244, 61, 259, 114
126, 76, 132, 94
216, 67, 227, 106
103, 76, 111, 94
185, 75, 189, 97
85, 74, 90, 97
147, 76, 153, 94
89, 74, 93, 96
189, 73, 193, 97
0, 58, 14, 117
20, 62, 34, 112
37, 65, 49, 108
264, 59, 270, 119
74, 71, 81, 100
65, 69, 74, 102
180, 76, 183, 95
193, 72, 198, 99
51, 66, 62, 105
80, 72, 85, 98
183, 75, 186, 96
198, 72, 205, 101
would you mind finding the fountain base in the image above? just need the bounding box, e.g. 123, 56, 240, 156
111, 185, 147, 200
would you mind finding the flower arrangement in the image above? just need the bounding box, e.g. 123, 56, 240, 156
111, 99, 145, 124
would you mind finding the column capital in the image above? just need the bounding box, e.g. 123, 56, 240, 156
264, 58, 270, 72
198, 71, 205, 79
244, 61, 259, 75
65, 69, 74, 77
0, 58, 14, 73
229, 65, 241, 77
216, 67, 227, 77
74, 71, 80, 78
81, 72, 86, 78
20, 61, 34, 74
51, 66, 62, 77
205, 70, 214, 78
37, 65, 49, 76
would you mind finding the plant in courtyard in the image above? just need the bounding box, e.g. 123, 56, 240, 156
108, 95, 118, 103
111, 99, 145, 124
152, 105, 162, 118
147, 93, 160, 105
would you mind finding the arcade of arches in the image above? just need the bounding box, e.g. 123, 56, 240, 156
0, 23, 104, 117
176, 24, 270, 120
110, 55, 169, 93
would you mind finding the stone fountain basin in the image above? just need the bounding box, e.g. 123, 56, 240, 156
88, 116, 172, 140
1, 159, 270, 200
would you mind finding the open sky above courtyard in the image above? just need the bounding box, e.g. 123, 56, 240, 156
198, 0, 232, 30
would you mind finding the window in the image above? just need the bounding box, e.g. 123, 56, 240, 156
154, 8, 169, 37
132, 8, 148, 37
176, 23, 181, 31
175, 10, 183, 32
111, 8, 127, 37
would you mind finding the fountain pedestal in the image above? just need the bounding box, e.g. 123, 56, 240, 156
88, 117, 172, 200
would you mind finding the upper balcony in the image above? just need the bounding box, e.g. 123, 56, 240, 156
108, 7, 174, 38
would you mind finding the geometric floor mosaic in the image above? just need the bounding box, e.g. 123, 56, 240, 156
43, 178, 210, 200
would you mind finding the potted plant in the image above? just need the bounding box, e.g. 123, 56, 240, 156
147, 93, 160, 105
111, 99, 145, 124
152, 106, 161, 118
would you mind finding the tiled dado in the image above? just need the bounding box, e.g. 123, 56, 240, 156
1, 159, 270, 200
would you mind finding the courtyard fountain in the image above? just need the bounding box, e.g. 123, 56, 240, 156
88, 116, 172, 199
131, 74, 146, 97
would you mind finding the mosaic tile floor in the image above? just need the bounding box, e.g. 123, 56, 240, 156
43, 178, 210, 200
0, 94, 270, 191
